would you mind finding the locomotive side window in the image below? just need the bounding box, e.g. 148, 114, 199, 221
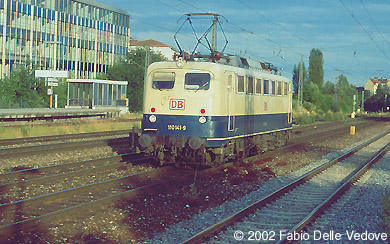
271, 81, 276, 95
152, 72, 175, 90
247, 77, 254, 94
277, 81, 282, 95
283, 82, 288, 95
237, 75, 245, 93
255, 79, 262, 94
263, 79, 269, 95
184, 73, 210, 90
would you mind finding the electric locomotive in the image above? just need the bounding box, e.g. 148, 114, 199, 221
138, 55, 292, 167
138, 13, 292, 167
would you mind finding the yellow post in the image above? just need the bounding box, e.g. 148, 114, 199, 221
350, 125, 355, 135
50, 86, 53, 108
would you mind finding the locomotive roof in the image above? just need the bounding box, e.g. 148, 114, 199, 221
152, 55, 289, 80
170, 54, 282, 75
151, 59, 290, 81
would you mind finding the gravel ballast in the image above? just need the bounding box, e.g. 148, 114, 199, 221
146, 135, 390, 243
2, 120, 390, 243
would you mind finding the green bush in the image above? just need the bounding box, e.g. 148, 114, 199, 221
294, 112, 316, 125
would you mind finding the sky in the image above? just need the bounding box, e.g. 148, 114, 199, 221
99, 0, 390, 87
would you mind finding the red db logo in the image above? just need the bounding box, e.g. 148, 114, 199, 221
169, 99, 185, 110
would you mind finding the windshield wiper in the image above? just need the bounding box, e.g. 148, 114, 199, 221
195, 81, 209, 93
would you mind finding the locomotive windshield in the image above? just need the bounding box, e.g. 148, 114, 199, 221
184, 73, 210, 90
152, 72, 175, 90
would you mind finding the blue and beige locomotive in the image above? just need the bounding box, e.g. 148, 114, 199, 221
138, 55, 292, 167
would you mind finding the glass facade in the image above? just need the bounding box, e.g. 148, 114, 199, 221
0, 0, 130, 78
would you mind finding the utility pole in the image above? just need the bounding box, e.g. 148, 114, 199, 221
298, 55, 303, 107
334, 69, 338, 111
144, 46, 150, 82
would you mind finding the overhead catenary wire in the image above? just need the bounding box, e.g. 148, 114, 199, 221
132, 0, 374, 83
234, 0, 366, 80
359, 0, 390, 49
339, 0, 390, 62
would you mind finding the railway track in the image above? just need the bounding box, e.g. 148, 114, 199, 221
182, 131, 390, 244
0, 129, 138, 148
0, 119, 365, 166
292, 117, 364, 136
0, 131, 140, 162
0, 152, 148, 203
0, 161, 196, 242
0, 119, 378, 242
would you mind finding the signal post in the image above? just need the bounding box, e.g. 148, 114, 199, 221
35, 70, 68, 108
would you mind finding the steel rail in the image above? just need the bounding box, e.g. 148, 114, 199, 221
244, 120, 371, 164
0, 129, 137, 147
0, 119, 379, 242
276, 141, 390, 244
0, 136, 132, 158
0, 151, 143, 182
182, 130, 390, 244
0, 165, 193, 241
0, 152, 146, 200
292, 117, 364, 135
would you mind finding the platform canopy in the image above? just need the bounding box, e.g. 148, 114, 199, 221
67, 79, 128, 108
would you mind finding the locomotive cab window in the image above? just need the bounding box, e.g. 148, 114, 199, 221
185, 73, 210, 90
152, 72, 175, 90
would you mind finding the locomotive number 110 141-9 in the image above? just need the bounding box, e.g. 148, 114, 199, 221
167, 124, 187, 131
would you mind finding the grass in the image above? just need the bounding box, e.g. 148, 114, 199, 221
293, 106, 349, 125
0, 112, 142, 139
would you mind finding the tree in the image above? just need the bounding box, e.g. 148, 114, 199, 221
338, 74, 349, 89
303, 82, 321, 105
308, 48, 324, 88
292, 61, 307, 97
106, 47, 166, 112
365, 84, 390, 112
333, 74, 359, 113
0, 63, 48, 108
322, 81, 335, 95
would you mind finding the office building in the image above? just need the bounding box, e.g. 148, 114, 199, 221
0, 0, 130, 79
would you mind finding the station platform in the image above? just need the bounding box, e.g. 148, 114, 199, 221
0, 108, 121, 122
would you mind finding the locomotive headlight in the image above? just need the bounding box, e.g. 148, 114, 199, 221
198, 116, 206, 124
176, 59, 185, 68
149, 114, 157, 123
